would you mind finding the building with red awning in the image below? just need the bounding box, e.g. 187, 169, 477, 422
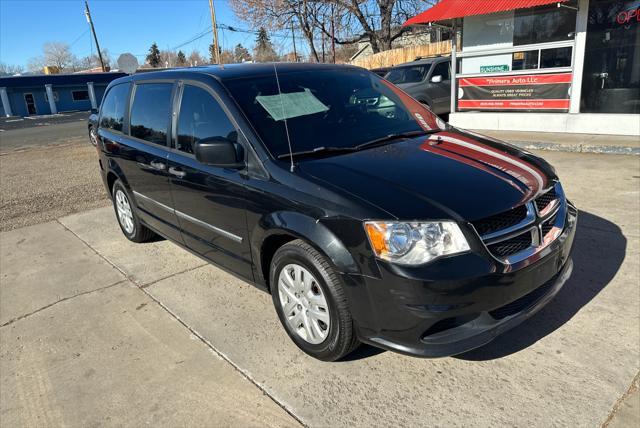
402, 0, 639, 136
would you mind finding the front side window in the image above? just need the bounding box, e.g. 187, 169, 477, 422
130, 83, 173, 145
224, 68, 441, 158
99, 83, 129, 132
431, 62, 450, 80
176, 85, 237, 154
385, 65, 430, 84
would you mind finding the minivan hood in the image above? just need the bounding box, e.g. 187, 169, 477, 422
299, 129, 556, 221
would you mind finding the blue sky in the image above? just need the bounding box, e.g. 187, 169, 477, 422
0, 0, 296, 68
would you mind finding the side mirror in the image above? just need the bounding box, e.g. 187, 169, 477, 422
90, 108, 98, 115
430, 75, 443, 83
194, 137, 244, 168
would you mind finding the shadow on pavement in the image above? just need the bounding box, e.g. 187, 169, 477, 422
457, 210, 626, 361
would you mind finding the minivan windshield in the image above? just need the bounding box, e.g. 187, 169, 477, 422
223, 67, 441, 159
385, 64, 431, 84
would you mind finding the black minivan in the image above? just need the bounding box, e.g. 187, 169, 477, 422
89, 63, 576, 361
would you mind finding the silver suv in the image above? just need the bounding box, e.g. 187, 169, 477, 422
384, 56, 451, 115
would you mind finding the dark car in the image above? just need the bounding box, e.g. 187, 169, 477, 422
385, 56, 452, 115
370, 66, 392, 77
88, 63, 576, 361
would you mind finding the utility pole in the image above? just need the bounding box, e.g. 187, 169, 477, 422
208, 0, 221, 64
84, 1, 106, 72
291, 18, 297, 62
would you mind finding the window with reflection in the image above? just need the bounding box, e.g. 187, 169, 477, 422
514, 3, 577, 45
130, 83, 173, 145
99, 83, 129, 132
512, 51, 539, 70
176, 85, 237, 155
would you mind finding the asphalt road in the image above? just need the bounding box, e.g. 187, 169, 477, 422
0, 120, 638, 426
0, 111, 89, 153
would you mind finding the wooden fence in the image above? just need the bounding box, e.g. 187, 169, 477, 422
349, 40, 454, 69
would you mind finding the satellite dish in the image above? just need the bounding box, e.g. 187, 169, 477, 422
117, 53, 139, 74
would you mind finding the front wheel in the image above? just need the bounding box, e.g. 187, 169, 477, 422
270, 240, 359, 361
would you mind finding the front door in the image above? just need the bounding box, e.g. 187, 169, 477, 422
103, 81, 182, 242
580, 0, 640, 113
24, 93, 37, 115
167, 82, 252, 279
428, 61, 452, 114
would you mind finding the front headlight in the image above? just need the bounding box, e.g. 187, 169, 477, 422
364, 221, 470, 265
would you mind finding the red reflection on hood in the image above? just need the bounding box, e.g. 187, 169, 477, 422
379, 79, 440, 131
420, 131, 547, 201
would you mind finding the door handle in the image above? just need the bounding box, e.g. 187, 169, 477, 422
150, 160, 166, 170
168, 166, 187, 178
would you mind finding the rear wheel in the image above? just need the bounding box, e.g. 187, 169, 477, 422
111, 179, 156, 243
270, 239, 359, 361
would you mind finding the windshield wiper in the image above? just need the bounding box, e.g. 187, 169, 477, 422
276, 129, 442, 160
354, 129, 440, 151
277, 146, 356, 160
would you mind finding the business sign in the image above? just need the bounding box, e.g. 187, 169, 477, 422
480, 65, 509, 73
457, 72, 572, 111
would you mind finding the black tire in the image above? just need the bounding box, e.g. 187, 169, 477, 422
270, 239, 359, 361
111, 179, 156, 243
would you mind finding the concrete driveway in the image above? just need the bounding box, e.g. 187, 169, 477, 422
1, 151, 638, 427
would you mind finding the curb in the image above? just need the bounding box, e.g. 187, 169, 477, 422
506, 140, 639, 156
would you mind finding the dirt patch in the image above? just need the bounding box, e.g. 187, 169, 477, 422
0, 143, 110, 231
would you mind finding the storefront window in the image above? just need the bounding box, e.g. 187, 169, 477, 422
514, 3, 578, 45
580, 0, 640, 114
540, 46, 573, 68
512, 50, 539, 70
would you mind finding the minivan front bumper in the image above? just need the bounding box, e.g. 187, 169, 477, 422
346, 202, 577, 358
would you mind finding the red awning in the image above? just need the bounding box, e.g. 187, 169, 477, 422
403, 0, 567, 26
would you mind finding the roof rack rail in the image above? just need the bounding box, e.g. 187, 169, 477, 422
413, 54, 450, 61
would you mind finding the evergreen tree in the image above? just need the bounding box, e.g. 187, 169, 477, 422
254, 28, 278, 62
233, 44, 252, 63
176, 50, 186, 66
146, 42, 161, 68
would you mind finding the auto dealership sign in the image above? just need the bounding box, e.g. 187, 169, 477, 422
457, 73, 572, 111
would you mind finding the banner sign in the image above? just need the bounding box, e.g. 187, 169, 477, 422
457, 72, 572, 111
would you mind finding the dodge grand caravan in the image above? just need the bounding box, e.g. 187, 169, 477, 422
89, 64, 576, 361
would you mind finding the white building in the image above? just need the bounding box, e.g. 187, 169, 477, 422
405, 0, 639, 136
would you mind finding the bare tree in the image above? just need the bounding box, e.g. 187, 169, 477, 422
187, 50, 206, 67
0, 63, 24, 76
229, 0, 437, 57
76, 49, 111, 71
229, 0, 323, 62
42, 42, 77, 70
314, 1, 438, 53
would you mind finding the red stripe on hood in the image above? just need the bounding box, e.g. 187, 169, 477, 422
421, 132, 547, 200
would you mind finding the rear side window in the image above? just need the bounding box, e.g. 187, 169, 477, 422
100, 83, 129, 131
176, 85, 237, 154
130, 83, 173, 145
